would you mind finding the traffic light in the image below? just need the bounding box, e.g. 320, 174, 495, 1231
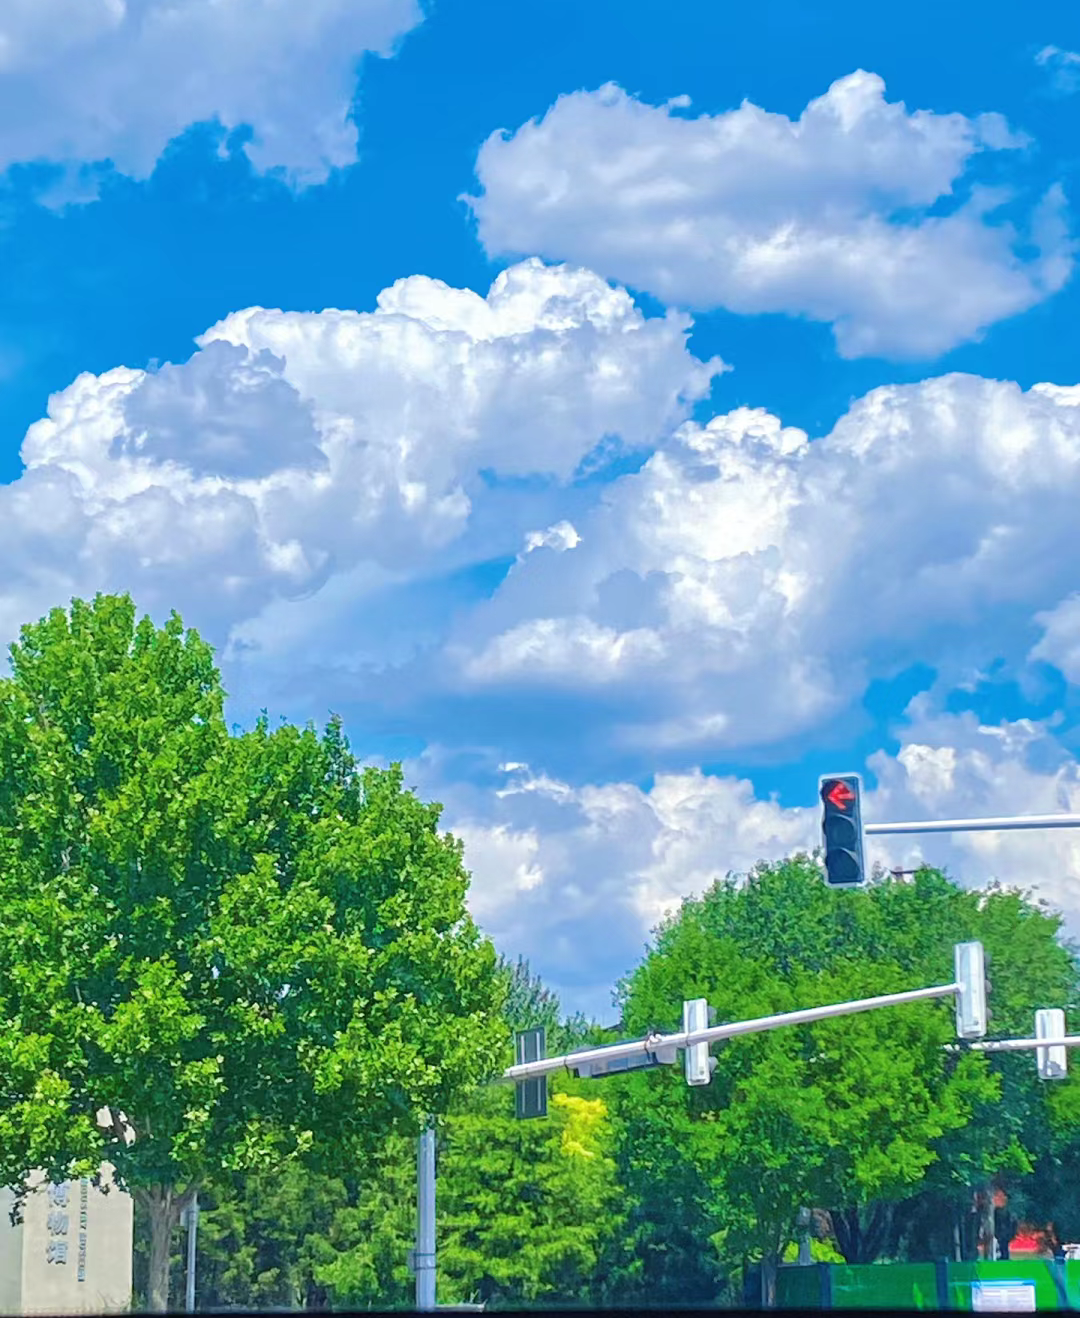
1036, 1008, 1068, 1081
954, 941, 989, 1040
683, 998, 716, 1086
514, 1026, 547, 1119
819, 773, 866, 887
572, 1041, 677, 1079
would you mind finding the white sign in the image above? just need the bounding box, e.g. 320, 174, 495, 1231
973, 1282, 1037, 1312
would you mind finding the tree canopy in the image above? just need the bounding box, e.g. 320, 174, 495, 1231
611, 856, 1079, 1291
124, 866, 1080, 1311
135, 956, 622, 1311
5, 592, 1080, 1311
0, 593, 507, 1309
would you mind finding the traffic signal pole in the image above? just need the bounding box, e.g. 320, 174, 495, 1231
947, 1017, 1078, 1081
955, 1035, 1080, 1052
864, 813, 1080, 835
185, 1192, 199, 1314
818, 769, 1080, 889
415, 1124, 436, 1311
503, 979, 960, 1084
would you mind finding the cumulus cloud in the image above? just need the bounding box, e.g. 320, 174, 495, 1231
1031, 594, 1080, 684
468, 71, 1073, 358
416, 708, 1080, 1018
0, 0, 423, 185
2, 249, 1078, 1016
0, 259, 721, 647
869, 704, 1080, 936
449, 373, 1080, 761
10, 259, 1080, 779
1036, 45, 1080, 95
416, 751, 816, 1018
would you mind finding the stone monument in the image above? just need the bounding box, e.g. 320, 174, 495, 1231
0, 1164, 134, 1315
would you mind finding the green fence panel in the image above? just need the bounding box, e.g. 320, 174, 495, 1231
777, 1263, 939, 1309
837, 1263, 939, 1309
948, 1261, 1064, 1311
778, 1258, 1080, 1310
776, 1264, 822, 1309
1063, 1260, 1080, 1307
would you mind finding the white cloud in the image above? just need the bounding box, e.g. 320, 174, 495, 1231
9, 261, 1080, 775
460, 618, 666, 684
416, 709, 1080, 1018
1031, 594, 1080, 684
1036, 45, 1080, 95
0, 0, 423, 185
0, 259, 721, 649
415, 750, 814, 1019
450, 373, 1080, 757
468, 71, 1072, 359
866, 702, 1080, 928
522, 520, 581, 556
0, 245, 1077, 1016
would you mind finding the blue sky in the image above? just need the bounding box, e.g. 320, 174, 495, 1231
1, 0, 1078, 1019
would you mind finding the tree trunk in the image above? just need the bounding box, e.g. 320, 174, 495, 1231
832, 1207, 857, 1262
832, 1203, 894, 1264
761, 1254, 779, 1309
976, 1184, 996, 1261
863, 1202, 894, 1263
135, 1183, 199, 1313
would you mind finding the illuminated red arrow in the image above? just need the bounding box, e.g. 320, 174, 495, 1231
825, 780, 855, 811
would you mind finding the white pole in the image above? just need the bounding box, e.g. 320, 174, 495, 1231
185, 1191, 198, 1313
948, 1036, 1080, 1052
415, 1125, 436, 1311
865, 813, 1080, 836
503, 981, 959, 1082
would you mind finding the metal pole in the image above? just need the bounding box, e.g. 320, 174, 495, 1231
504, 981, 959, 1082
185, 1191, 198, 1313
948, 1035, 1080, 1052
865, 813, 1080, 836
416, 1124, 436, 1311
796, 1207, 813, 1265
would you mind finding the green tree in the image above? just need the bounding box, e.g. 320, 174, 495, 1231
0, 594, 506, 1311
436, 1081, 632, 1308
499, 955, 561, 1037
134, 1161, 350, 1310
966, 975, 1080, 1259
497, 954, 593, 1054
1015, 1110, 1080, 1250
876, 878, 1080, 1262
314, 963, 622, 1310
612, 857, 1061, 1293
131, 958, 608, 1311
318, 1081, 631, 1310
610, 1068, 734, 1305
314, 1135, 417, 1309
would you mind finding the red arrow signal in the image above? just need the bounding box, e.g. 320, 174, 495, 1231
825, 780, 855, 811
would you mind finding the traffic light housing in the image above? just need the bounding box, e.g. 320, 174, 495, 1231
820, 773, 866, 887
572, 1041, 677, 1078
954, 941, 989, 1040
1036, 1008, 1068, 1081
683, 998, 713, 1086
514, 1027, 547, 1119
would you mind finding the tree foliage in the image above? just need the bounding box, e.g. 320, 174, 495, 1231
0, 594, 507, 1309
126, 860, 1080, 1309
311, 958, 626, 1310
5, 599, 1079, 1310
436, 1081, 631, 1308
612, 856, 1077, 1281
